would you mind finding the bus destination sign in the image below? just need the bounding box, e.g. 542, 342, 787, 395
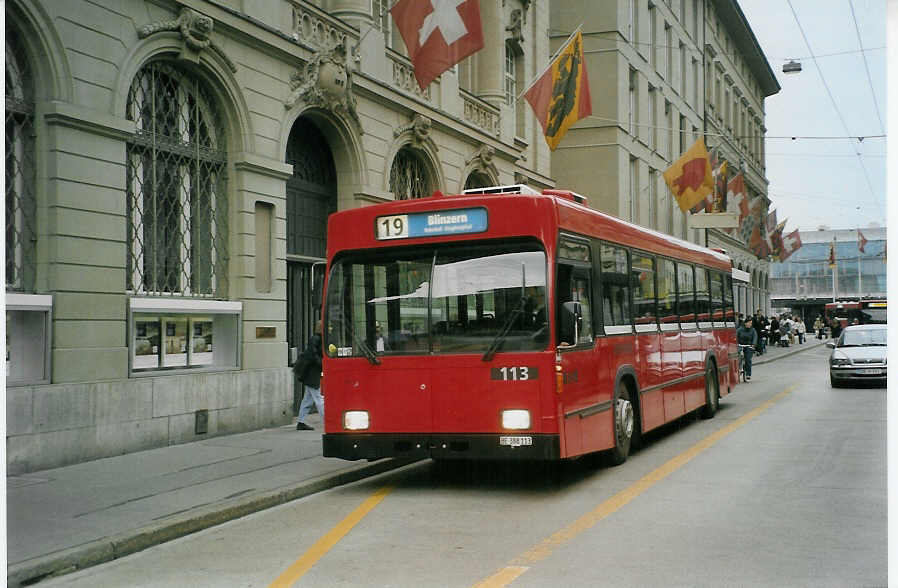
376, 208, 487, 240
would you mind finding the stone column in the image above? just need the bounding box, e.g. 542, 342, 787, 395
476, 0, 505, 107
329, 0, 372, 30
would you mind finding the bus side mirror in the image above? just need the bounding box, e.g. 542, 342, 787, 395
826, 341, 835, 349
559, 301, 582, 346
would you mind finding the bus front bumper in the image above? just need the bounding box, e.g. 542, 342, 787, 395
323, 433, 560, 461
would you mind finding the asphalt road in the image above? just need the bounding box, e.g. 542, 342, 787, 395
40, 345, 886, 587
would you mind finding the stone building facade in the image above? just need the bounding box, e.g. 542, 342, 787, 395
5, 0, 549, 473
547, 0, 778, 316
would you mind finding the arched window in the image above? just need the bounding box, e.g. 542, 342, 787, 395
464, 171, 492, 191
389, 146, 433, 200
125, 61, 228, 297
5, 27, 36, 292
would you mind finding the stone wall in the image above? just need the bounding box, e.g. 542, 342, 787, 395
7, 368, 293, 474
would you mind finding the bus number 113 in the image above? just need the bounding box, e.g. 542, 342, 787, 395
491, 367, 538, 381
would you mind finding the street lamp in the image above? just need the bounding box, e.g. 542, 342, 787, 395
782, 60, 802, 74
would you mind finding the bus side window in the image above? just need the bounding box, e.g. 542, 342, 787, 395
695, 267, 711, 324
657, 258, 678, 327
723, 276, 736, 327
600, 244, 632, 333
631, 251, 658, 329
676, 262, 696, 327
710, 272, 724, 323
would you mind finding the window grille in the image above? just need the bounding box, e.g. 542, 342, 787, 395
5, 29, 37, 292
125, 61, 228, 297
389, 147, 433, 200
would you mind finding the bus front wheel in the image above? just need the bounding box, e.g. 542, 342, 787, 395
608, 381, 634, 465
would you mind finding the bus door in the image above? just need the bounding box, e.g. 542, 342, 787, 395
556, 259, 606, 458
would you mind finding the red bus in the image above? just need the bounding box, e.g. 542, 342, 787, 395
320, 185, 739, 464
825, 300, 887, 327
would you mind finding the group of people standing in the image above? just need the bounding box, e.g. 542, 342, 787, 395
735, 309, 812, 381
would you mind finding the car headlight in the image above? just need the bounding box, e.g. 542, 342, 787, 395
501, 409, 531, 430
343, 411, 370, 430
830, 352, 851, 367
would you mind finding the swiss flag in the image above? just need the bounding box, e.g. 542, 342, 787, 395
858, 230, 868, 253
391, 0, 484, 90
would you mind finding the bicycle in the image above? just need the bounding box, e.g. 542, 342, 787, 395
737, 344, 754, 382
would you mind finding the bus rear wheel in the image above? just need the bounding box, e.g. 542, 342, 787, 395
700, 363, 719, 419
608, 381, 634, 466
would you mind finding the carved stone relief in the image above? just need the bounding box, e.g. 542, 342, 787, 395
286, 43, 362, 134
394, 114, 434, 150
138, 8, 237, 72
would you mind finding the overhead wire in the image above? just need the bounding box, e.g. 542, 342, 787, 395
785, 0, 883, 214
847, 0, 885, 134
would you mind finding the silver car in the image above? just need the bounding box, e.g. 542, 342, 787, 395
828, 324, 887, 387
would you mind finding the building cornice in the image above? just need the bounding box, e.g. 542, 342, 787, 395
710, 0, 780, 96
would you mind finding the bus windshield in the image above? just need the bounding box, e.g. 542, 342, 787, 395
325, 242, 549, 357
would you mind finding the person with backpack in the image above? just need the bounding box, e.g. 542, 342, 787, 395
294, 320, 324, 431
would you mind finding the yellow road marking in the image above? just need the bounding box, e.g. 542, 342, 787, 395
471, 566, 530, 588
473, 386, 795, 587
269, 485, 394, 588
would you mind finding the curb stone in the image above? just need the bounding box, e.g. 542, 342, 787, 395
754, 340, 827, 366
8, 457, 419, 588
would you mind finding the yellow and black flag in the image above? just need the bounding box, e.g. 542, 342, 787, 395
524, 29, 592, 150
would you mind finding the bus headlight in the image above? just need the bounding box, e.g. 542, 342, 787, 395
502, 409, 531, 430
343, 411, 370, 430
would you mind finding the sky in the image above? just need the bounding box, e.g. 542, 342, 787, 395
737, 0, 887, 233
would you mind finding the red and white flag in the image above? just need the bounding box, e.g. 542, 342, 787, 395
858, 229, 868, 253
391, 0, 484, 90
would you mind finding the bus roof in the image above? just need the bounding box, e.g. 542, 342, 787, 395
327, 187, 732, 271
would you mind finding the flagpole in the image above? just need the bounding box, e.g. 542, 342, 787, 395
857, 229, 863, 302
831, 237, 837, 303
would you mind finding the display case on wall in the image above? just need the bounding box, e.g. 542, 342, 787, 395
129, 298, 241, 375
6, 294, 52, 385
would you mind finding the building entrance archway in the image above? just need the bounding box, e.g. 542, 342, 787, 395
286, 117, 336, 362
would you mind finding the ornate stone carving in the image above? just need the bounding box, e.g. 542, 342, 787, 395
286, 43, 362, 134
138, 8, 237, 72
394, 114, 435, 150
462, 93, 501, 137
466, 144, 495, 169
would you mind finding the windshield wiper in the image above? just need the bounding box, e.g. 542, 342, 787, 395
482, 263, 528, 362
339, 309, 380, 365
482, 300, 525, 362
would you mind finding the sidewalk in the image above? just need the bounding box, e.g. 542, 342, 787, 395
752, 335, 827, 366
7, 413, 416, 587
7, 338, 826, 587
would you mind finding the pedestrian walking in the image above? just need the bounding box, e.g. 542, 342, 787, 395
769, 316, 780, 348
753, 310, 768, 355
779, 316, 791, 347
295, 320, 324, 431
795, 316, 806, 344
813, 315, 824, 339
830, 318, 842, 340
